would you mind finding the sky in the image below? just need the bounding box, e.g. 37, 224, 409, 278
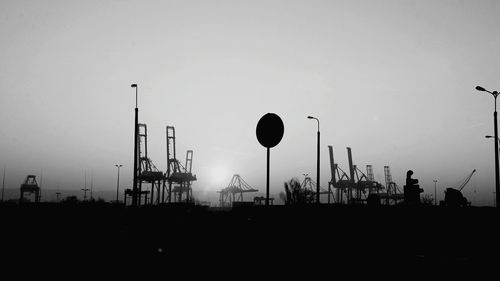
1, 0, 499, 206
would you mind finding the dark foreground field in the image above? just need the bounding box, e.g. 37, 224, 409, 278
1, 203, 498, 276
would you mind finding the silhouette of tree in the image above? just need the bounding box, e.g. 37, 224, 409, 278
283, 178, 311, 204
422, 194, 433, 206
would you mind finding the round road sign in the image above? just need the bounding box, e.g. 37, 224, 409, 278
256, 113, 284, 148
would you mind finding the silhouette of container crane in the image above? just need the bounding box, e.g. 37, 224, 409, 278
301, 174, 333, 204
218, 174, 258, 207
125, 123, 165, 206
378, 166, 404, 205
328, 146, 384, 204
166, 126, 196, 203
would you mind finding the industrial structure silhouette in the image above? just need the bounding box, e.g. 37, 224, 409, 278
0, 83, 497, 275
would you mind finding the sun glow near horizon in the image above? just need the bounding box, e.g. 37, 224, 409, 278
210, 165, 230, 187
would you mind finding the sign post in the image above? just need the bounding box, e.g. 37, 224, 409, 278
256, 113, 284, 206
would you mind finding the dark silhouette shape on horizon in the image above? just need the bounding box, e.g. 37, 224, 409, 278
256, 113, 284, 206
307, 116, 321, 204
444, 188, 468, 207
131, 83, 139, 206
20, 175, 40, 203
443, 169, 476, 207
61, 195, 79, 204
475, 85, 499, 208
253, 196, 274, 205
166, 126, 196, 204
136, 123, 167, 205
367, 193, 381, 206
218, 174, 258, 207
403, 170, 423, 205
283, 178, 310, 204
115, 164, 122, 203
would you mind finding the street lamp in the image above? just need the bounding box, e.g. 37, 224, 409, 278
307, 116, 320, 204
433, 180, 437, 206
485, 135, 500, 142
131, 83, 138, 108
476, 85, 500, 208
81, 188, 89, 201
485, 136, 500, 152
131, 83, 139, 206
115, 164, 123, 203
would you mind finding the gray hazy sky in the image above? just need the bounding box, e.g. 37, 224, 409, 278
1, 0, 499, 205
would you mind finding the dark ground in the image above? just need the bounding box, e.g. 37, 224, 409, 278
1, 203, 498, 277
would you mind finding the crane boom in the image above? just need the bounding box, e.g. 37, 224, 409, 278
328, 146, 336, 185
458, 169, 476, 191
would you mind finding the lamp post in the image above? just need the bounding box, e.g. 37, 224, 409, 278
131, 83, 138, 206
307, 116, 320, 204
433, 179, 437, 206
115, 164, 122, 203
81, 188, 89, 201
476, 85, 500, 208
485, 135, 500, 147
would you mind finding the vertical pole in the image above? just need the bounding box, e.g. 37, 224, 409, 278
39, 169, 42, 202
316, 130, 320, 204
150, 182, 153, 205
90, 170, 93, 201
328, 184, 331, 204
133, 107, 138, 206
1, 166, 5, 202
162, 181, 165, 204
347, 147, 354, 202
116, 166, 120, 202
434, 180, 437, 206
266, 147, 270, 206
168, 183, 172, 203
166, 127, 172, 203
328, 146, 336, 204
494, 103, 499, 208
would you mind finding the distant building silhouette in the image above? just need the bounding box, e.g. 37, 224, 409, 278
19, 175, 40, 203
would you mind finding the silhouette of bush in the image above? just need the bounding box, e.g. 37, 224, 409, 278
61, 195, 79, 204
90, 197, 107, 204
422, 194, 434, 206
